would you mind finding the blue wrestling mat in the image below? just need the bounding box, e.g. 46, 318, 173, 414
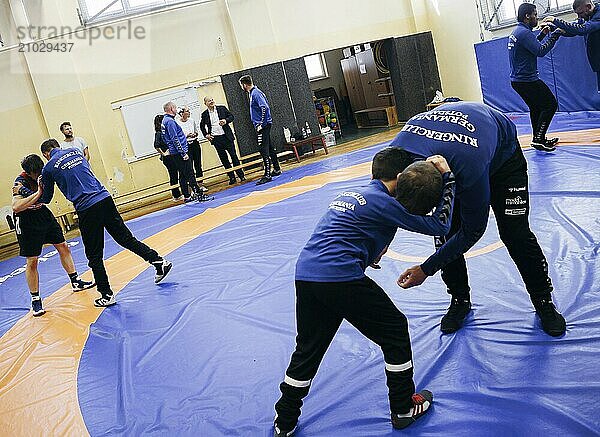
0, 133, 599, 436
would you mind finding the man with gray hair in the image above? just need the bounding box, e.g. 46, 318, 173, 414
161, 101, 207, 201
542, 0, 600, 90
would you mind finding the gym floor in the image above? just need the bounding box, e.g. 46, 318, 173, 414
0, 116, 598, 436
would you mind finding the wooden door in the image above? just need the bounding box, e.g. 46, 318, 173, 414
355, 49, 380, 109
341, 57, 366, 112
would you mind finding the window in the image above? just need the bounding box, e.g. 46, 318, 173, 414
480, 0, 574, 30
304, 53, 328, 81
78, 0, 203, 24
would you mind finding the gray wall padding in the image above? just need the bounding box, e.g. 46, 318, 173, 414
283, 58, 321, 141
385, 32, 442, 121
221, 59, 319, 158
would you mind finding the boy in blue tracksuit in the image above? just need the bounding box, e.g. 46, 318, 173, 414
542, 0, 600, 90
273, 148, 456, 436
390, 101, 566, 338
509, 3, 563, 152
39, 140, 172, 307
239, 75, 281, 185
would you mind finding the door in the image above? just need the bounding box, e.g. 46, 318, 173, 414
341, 56, 367, 112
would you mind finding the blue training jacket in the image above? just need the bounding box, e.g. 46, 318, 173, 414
249, 86, 272, 128
295, 176, 455, 282
389, 102, 518, 276
161, 113, 188, 155
509, 22, 561, 81
40, 148, 110, 211
553, 5, 600, 72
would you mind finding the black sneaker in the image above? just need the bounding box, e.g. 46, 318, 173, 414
273, 424, 296, 437
273, 414, 297, 437
441, 298, 471, 333
531, 141, 556, 152
391, 390, 434, 429
94, 293, 116, 307
534, 299, 566, 337
256, 176, 272, 185
153, 259, 173, 284
271, 169, 282, 177
31, 295, 46, 317
546, 137, 559, 146
72, 278, 96, 292
239, 175, 246, 182
228, 178, 236, 185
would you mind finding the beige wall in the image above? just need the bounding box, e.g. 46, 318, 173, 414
412, 0, 484, 101
0, 0, 488, 243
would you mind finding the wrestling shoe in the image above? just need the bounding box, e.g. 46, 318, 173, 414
271, 169, 282, 177
274, 424, 296, 437
546, 137, 559, 146
94, 293, 116, 307
391, 390, 434, 429
530, 141, 556, 152
31, 295, 46, 317
72, 278, 96, 292
534, 299, 566, 337
440, 298, 471, 333
153, 259, 173, 284
256, 176, 272, 185
273, 414, 297, 437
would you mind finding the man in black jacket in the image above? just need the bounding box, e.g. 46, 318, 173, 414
199, 97, 245, 185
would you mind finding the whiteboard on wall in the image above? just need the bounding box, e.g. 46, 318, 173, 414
113, 84, 208, 161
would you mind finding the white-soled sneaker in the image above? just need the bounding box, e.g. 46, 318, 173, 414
153, 259, 173, 284
72, 278, 96, 292
94, 293, 116, 307
31, 295, 46, 316
391, 390, 433, 429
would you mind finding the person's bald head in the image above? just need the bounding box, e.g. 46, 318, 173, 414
573, 0, 595, 20
204, 96, 216, 109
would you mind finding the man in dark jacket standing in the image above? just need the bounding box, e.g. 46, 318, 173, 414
239, 75, 282, 185
199, 97, 245, 185
508, 3, 563, 152
542, 0, 600, 90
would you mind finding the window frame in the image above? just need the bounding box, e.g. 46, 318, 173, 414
77, 0, 203, 25
304, 53, 329, 82
480, 0, 575, 31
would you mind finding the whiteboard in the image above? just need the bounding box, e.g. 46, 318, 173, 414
113, 85, 205, 160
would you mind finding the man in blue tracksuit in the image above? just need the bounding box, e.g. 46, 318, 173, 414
542, 0, 600, 90
509, 3, 564, 152
273, 148, 456, 436
239, 75, 281, 185
161, 101, 205, 201
39, 140, 172, 307
390, 101, 566, 338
